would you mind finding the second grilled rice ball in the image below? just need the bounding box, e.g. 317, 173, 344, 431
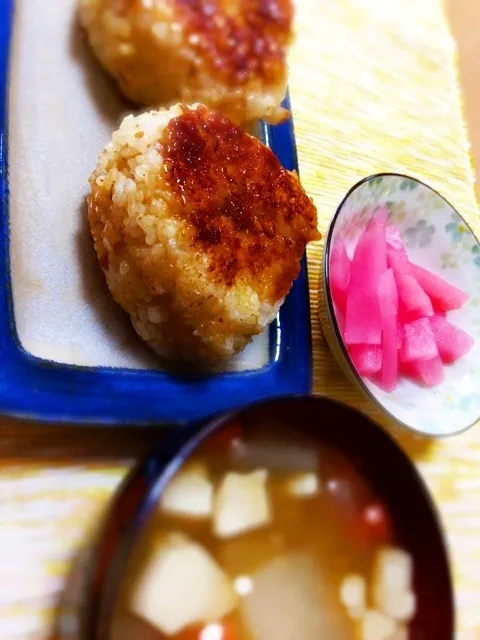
88, 103, 319, 365
78, 0, 293, 125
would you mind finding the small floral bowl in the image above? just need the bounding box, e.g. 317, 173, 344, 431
321, 173, 480, 437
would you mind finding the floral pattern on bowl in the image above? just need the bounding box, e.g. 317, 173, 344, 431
322, 173, 480, 437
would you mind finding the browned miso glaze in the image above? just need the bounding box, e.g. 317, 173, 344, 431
113, 421, 406, 640
172, 0, 293, 85
162, 106, 320, 302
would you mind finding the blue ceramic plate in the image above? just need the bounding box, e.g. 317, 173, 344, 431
0, 0, 312, 425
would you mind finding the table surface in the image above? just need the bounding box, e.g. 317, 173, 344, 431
2, 1, 480, 639
447, 0, 480, 196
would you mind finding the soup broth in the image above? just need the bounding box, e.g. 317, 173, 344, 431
112, 421, 415, 640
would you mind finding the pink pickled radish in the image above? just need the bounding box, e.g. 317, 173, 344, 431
417, 356, 445, 386
386, 225, 408, 259
336, 219, 473, 391
395, 272, 433, 322
397, 323, 405, 349
330, 239, 350, 311
348, 344, 383, 376
409, 263, 469, 311
344, 222, 387, 345
387, 245, 411, 276
402, 356, 445, 387
399, 360, 419, 379
368, 206, 389, 230
378, 269, 399, 391
429, 315, 475, 364
400, 318, 438, 362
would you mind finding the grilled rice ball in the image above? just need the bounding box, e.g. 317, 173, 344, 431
78, 0, 293, 125
88, 103, 319, 365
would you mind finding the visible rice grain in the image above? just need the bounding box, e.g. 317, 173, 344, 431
78, 0, 293, 124
87, 104, 318, 365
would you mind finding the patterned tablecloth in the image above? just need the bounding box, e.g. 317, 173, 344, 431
2, 0, 480, 637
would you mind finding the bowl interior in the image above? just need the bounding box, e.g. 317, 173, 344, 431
324, 173, 480, 436
80, 396, 454, 640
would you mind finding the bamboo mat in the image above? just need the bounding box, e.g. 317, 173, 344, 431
2, 0, 480, 637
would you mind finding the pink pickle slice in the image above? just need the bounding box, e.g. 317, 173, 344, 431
378, 269, 399, 391
387, 251, 410, 278
397, 323, 404, 349
409, 263, 469, 311
429, 315, 475, 364
368, 206, 389, 231
344, 223, 387, 345
348, 344, 383, 376
330, 238, 351, 312
400, 318, 438, 363
386, 223, 412, 277
385, 225, 433, 322
401, 356, 445, 387
386, 225, 408, 259
395, 272, 433, 322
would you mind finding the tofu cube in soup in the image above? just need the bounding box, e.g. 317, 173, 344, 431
213, 470, 271, 539
160, 463, 213, 519
130, 533, 237, 635
284, 471, 319, 498
361, 610, 396, 640
241, 552, 352, 640
372, 547, 413, 596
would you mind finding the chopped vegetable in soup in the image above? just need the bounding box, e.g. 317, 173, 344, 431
112, 424, 416, 640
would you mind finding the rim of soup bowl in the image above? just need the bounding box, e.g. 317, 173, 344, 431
77, 394, 455, 640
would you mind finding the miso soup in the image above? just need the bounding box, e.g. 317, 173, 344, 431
111, 421, 416, 640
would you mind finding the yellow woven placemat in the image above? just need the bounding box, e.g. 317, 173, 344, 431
1, 0, 480, 638
291, 0, 480, 635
